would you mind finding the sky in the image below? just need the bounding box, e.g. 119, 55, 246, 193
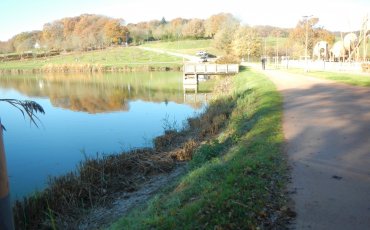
0, 0, 369, 41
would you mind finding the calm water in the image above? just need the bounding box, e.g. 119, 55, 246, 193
0, 72, 209, 199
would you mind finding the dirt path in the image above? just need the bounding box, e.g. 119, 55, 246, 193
255, 66, 370, 229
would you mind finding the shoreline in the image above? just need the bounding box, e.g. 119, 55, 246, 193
0, 64, 182, 75
12, 76, 232, 229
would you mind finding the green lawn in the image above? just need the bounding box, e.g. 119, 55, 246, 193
0, 47, 184, 71
142, 39, 222, 56
286, 68, 370, 87
109, 68, 288, 229
264, 36, 288, 47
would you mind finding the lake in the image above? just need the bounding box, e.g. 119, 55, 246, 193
0, 72, 212, 200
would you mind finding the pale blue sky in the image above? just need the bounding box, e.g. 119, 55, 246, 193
1, 0, 369, 41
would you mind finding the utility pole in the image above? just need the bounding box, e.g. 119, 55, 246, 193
303, 15, 313, 72
0, 120, 14, 230
275, 33, 279, 68
286, 45, 289, 69
363, 15, 368, 61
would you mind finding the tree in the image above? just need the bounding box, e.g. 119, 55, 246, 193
169, 18, 187, 38
182, 19, 205, 39
43, 21, 64, 50
212, 17, 240, 54
104, 19, 128, 45
205, 13, 238, 38
12, 31, 40, 53
314, 27, 335, 45
232, 26, 261, 58
160, 17, 167, 25
288, 17, 334, 58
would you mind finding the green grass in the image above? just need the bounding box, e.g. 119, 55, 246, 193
264, 36, 288, 47
286, 68, 370, 87
142, 39, 222, 56
109, 68, 287, 229
0, 47, 183, 71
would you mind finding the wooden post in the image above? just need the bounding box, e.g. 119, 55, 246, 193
0, 120, 14, 230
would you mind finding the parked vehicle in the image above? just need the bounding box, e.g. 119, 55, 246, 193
196, 50, 207, 56
200, 54, 208, 62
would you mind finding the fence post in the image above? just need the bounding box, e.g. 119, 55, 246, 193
0, 120, 14, 230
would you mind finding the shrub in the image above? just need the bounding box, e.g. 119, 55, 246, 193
215, 54, 241, 64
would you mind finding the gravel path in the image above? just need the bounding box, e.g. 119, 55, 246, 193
255, 66, 370, 229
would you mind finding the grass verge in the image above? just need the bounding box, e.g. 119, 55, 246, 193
285, 68, 370, 87
109, 68, 289, 229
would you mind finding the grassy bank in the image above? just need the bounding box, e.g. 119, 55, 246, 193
109, 68, 289, 229
142, 39, 222, 56
286, 68, 370, 87
0, 47, 184, 74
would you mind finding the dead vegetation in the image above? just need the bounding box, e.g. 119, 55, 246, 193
13, 76, 234, 229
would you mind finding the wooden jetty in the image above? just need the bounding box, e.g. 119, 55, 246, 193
183, 64, 239, 92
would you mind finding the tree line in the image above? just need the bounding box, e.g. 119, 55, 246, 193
0, 14, 129, 54
0, 13, 335, 59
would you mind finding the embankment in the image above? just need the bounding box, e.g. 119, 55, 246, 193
110, 67, 292, 229
13, 67, 291, 229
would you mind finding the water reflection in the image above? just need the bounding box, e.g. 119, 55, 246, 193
0, 72, 208, 113
0, 72, 214, 199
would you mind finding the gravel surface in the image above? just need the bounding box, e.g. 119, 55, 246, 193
255, 65, 370, 230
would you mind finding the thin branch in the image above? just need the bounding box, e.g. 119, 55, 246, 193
0, 99, 45, 129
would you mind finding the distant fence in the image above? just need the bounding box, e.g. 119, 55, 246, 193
280, 60, 366, 72
0, 51, 60, 62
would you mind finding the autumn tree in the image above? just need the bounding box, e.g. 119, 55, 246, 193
314, 27, 335, 45
104, 19, 128, 45
288, 17, 335, 58
205, 13, 238, 38
12, 31, 41, 53
127, 23, 147, 45
232, 26, 261, 58
43, 21, 64, 50
182, 19, 205, 39
212, 16, 240, 54
169, 18, 188, 38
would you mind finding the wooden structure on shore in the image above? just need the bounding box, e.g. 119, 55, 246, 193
183, 92, 213, 106
183, 64, 239, 92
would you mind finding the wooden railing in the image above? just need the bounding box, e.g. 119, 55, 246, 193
183, 64, 239, 74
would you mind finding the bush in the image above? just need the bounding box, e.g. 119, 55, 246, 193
215, 54, 241, 64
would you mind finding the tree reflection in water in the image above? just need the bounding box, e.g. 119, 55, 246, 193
0, 72, 211, 113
